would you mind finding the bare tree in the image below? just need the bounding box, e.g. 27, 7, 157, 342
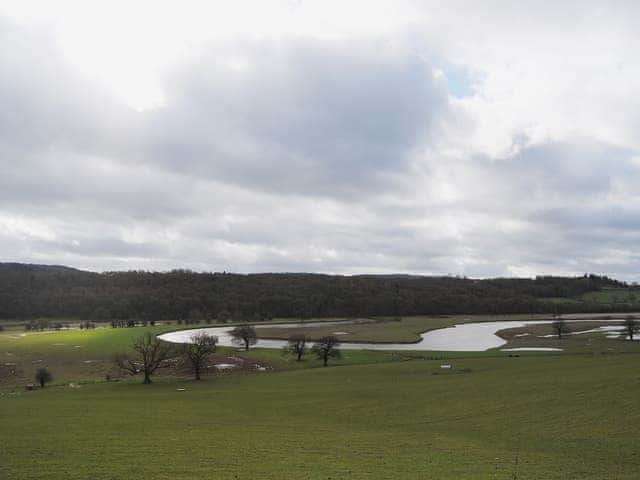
34, 367, 52, 388
312, 335, 341, 366
551, 319, 570, 339
229, 324, 257, 351
284, 334, 308, 361
116, 332, 171, 384
115, 353, 139, 376
623, 317, 639, 340
184, 332, 218, 380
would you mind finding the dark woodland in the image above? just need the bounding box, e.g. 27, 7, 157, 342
0, 263, 631, 322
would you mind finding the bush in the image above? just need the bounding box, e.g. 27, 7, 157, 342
35, 368, 53, 388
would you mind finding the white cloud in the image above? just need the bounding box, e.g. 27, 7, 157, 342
1, 3, 640, 280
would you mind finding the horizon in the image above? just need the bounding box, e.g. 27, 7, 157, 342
2, 2, 640, 280
1, 261, 630, 283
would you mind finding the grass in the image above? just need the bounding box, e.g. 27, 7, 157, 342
1, 353, 639, 479
0, 324, 411, 386
542, 287, 640, 305
0, 325, 177, 386
496, 321, 640, 353
3, 315, 639, 386
2, 317, 640, 479
579, 288, 640, 304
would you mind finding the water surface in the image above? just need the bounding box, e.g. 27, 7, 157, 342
158, 318, 632, 352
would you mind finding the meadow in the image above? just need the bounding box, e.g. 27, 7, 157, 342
1, 318, 639, 479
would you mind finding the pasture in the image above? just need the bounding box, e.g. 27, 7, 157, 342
1, 317, 640, 479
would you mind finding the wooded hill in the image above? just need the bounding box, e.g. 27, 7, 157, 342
0, 263, 632, 321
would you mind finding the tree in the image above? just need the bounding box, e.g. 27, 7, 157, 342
623, 317, 639, 340
35, 367, 52, 388
116, 332, 171, 384
184, 332, 218, 380
551, 318, 570, 339
312, 335, 341, 366
229, 324, 257, 351
283, 334, 308, 361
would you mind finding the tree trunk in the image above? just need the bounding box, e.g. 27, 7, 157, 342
323, 355, 328, 367
195, 367, 201, 380
245, 339, 249, 351
297, 351, 302, 361
143, 371, 152, 384
40, 378, 45, 388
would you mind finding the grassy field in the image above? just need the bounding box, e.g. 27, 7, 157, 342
0, 324, 408, 386
3, 315, 639, 386
2, 318, 640, 479
580, 288, 640, 304
542, 287, 640, 305
496, 321, 640, 353
2, 352, 639, 479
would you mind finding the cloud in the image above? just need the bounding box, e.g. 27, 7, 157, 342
143, 39, 449, 197
1, 5, 640, 281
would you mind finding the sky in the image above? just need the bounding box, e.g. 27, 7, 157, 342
1, 1, 640, 280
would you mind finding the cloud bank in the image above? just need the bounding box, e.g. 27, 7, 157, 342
1, 2, 640, 280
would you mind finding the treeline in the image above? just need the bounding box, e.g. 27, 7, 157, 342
0, 263, 631, 321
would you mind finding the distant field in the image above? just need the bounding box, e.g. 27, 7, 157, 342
3, 314, 640, 387
580, 288, 640, 304
0, 323, 411, 387
496, 321, 640, 353
542, 287, 640, 305
257, 314, 550, 343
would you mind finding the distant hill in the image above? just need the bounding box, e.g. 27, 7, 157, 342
0, 263, 632, 321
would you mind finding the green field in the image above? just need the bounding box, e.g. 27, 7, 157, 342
542, 287, 640, 305
580, 288, 640, 304
2, 319, 640, 479
0, 315, 551, 386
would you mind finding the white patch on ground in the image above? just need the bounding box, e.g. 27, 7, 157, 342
514, 333, 530, 337
332, 331, 350, 335
538, 326, 625, 338
214, 363, 237, 370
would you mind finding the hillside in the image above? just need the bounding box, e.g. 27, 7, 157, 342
0, 263, 630, 321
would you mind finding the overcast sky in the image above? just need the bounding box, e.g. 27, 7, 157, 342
1, 1, 640, 280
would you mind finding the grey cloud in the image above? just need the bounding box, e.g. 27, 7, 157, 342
2, 13, 640, 281
499, 141, 635, 196
145, 40, 449, 197
39, 236, 161, 257
534, 207, 640, 231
